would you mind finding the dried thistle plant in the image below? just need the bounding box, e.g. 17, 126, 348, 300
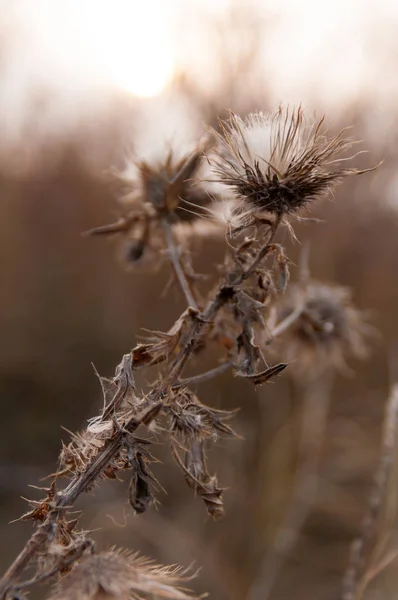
0, 104, 377, 600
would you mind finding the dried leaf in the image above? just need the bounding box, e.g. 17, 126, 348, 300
127, 447, 159, 515
236, 362, 288, 385
171, 441, 225, 519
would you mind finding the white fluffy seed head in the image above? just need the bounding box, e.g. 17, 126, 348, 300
208, 105, 371, 222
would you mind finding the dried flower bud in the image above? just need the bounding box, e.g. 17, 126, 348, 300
114, 143, 212, 224
275, 281, 371, 374
47, 549, 198, 600
88, 118, 222, 267
210, 106, 372, 227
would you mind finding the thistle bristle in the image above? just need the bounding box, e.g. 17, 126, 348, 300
47, 549, 199, 600
209, 106, 373, 227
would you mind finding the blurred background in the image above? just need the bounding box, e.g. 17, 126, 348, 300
1, 1, 398, 598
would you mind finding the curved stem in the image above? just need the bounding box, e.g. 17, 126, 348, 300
179, 362, 233, 386
269, 304, 304, 339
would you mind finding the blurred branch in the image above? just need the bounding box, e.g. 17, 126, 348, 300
341, 384, 398, 600
247, 373, 334, 600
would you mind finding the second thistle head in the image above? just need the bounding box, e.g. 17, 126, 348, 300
274, 281, 372, 375
210, 106, 371, 229
115, 143, 211, 222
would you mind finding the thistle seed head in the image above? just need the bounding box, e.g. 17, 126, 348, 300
47, 549, 198, 600
210, 106, 371, 225
114, 142, 213, 223
276, 281, 371, 374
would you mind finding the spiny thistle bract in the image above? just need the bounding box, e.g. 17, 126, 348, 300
90, 137, 223, 266
209, 106, 370, 228
114, 145, 210, 222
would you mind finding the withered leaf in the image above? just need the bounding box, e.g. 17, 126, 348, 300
129, 468, 153, 515
138, 308, 198, 366
234, 290, 266, 325
127, 447, 159, 515
171, 440, 225, 519
170, 389, 237, 440
236, 362, 288, 385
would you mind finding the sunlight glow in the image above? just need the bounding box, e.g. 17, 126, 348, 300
80, 0, 176, 97
3, 0, 398, 108
16, 0, 177, 98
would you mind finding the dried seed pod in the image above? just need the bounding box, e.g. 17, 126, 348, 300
88, 118, 221, 269
47, 549, 199, 600
114, 140, 213, 224
209, 107, 373, 228
275, 280, 371, 374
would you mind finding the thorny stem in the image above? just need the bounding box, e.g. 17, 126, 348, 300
0, 402, 162, 600
12, 539, 93, 592
0, 220, 282, 599
240, 244, 272, 284
162, 219, 198, 309
100, 353, 135, 423
0, 279, 231, 599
